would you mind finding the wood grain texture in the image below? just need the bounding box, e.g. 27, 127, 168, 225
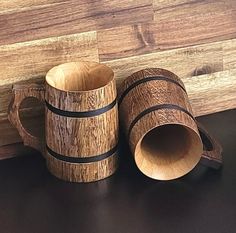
1, 0, 236, 158
0, 0, 152, 45
46, 152, 118, 183
118, 68, 192, 132
3, 37, 233, 120
104, 40, 224, 86
198, 122, 223, 169
8, 62, 119, 182
45, 62, 118, 158
0, 31, 98, 115
0, 78, 43, 116
0, 31, 98, 85
2, 39, 236, 148
223, 39, 236, 69
153, 0, 236, 50
45, 62, 116, 112
98, 1, 236, 61
0, 0, 64, 12
8, 84, 45, 152
118, 68, 202, 180
185, 69, 236, 117
4, 68, 235, 148
98, 23, 160, 61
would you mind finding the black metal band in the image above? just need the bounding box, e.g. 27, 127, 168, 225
119, 76, 186, 105
128, 104, 195, 138
45, 98, 117, 118
46, 144, 118, 163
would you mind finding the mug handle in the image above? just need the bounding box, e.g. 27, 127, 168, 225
198, 122, 223, 169
8, 84, 45, 154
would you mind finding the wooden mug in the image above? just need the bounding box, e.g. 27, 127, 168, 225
118, 68, 222, 180
8, 61, 119, 183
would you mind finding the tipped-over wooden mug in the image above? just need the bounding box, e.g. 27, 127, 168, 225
118, 68, 222, 180
9, 61, 119, 183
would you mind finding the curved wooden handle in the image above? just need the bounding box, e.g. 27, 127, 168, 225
8, 84, 45, 153
198, 122, 223, 169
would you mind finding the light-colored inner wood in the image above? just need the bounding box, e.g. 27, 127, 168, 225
46, 61, 114, 91
135, 124, 203, 180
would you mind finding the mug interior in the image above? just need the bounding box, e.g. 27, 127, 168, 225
46, 62, 114, 92
135, 124, 203, 180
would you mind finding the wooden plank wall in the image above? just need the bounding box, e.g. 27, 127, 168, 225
0, 0, 236, 154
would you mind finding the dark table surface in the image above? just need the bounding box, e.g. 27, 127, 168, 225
0, 110, 236, 233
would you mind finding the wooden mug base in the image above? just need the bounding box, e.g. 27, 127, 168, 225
46, 151, 119, 183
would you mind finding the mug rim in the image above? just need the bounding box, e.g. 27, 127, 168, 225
45, 61, 114, 93
134, 122, 203, 180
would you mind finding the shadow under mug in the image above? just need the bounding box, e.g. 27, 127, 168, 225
118, 68, 222, 180
9, 61, 119, 183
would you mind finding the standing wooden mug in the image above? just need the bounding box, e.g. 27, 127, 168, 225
8, 61, 119, 182
118, 68, 222, 180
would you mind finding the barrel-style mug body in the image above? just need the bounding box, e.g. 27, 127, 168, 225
118, 68, 203, 180
44, 62, 119, 182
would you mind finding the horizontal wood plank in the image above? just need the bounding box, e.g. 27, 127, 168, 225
223, 39, 236, 69
0, 31, 98, 84
0, 31, 98, 115
98, 23, 160, 61
98, 1, 236, 61
104, 40, 224, 86
0, 0, 152, 45
153, 0, 196, 10
153, 0, 236, 50
185, 69, 236, 116
0, 0, 65, 12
